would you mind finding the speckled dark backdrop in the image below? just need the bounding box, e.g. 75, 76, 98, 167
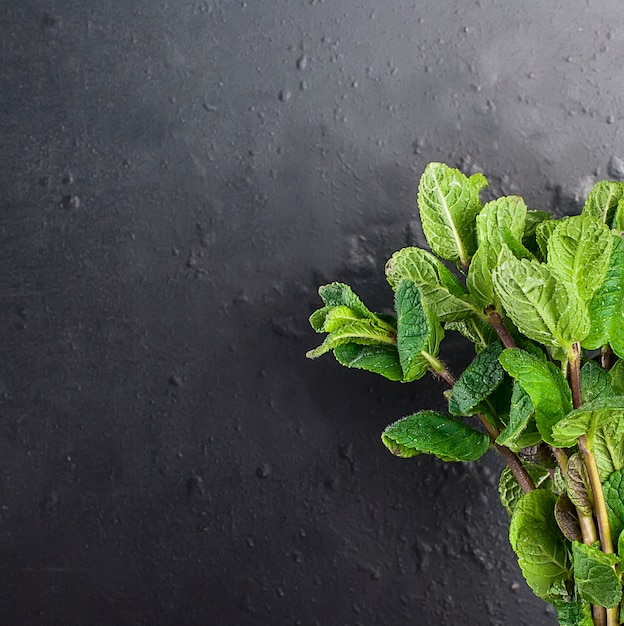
2, 1, 624, 624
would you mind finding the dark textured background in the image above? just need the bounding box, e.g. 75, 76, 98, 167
2, 1, 624, 624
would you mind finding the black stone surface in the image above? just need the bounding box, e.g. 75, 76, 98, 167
2, 1, 624, 624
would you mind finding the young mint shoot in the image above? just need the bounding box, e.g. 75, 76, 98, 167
307, 162, 624, 626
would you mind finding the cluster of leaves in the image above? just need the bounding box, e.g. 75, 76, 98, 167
307, 162, 624, 625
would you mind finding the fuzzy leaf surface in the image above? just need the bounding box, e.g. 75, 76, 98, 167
381, 411, 490, 461
417, 162, 485, 266
572, 541, 621, 608
395, 280, 443, 382
499, 348, 572, 446
448, 342, 504, 416
547, 215, 613, 303
509, 490, 571, 600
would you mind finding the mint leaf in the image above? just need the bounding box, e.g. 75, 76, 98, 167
443, 317, 497, 350
448, 342, 505, 416
583, 235, 624, 357
492, 248, 590, 350
509, 490, 571, 601
603, 469, 624, 545
385, 247, 479, 322
610, 359, 624, 395
536, 220, 558, 260
395, 280, 443, 382
581, 359, 616, 403
496, 381, 541, 451
551, 397, 624, 479
499, 464, 551, 515
381, 411, 491, 461
499, 348, 572, 446
552, 597, 594, 626
333, 343, 403, 381
572, 541, 621, 608
306, 317, 396, 359
614, 198, 624, 230
417, 162, 486, 267
565, 454, 593, 517
476, 195, 527, 248
318, 282, 375, 318
582, 179, 624, 225
466, 196, 529, 307
466, 243, 497, 307
547, 214, 613, 303
555, 494, 582, 542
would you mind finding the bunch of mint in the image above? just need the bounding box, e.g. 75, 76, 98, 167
307, 162, 624, 626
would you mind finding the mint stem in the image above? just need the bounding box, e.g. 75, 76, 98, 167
429, 361, 534, 493
485, 308, 517, 349
569, 343, 616, 626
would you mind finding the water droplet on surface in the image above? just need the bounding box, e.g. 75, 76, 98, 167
62, 194, 80, 209
256, 463, 271, 478
278, 90, 291, 102
296, 54, 308, 70
607, 114, 615, 124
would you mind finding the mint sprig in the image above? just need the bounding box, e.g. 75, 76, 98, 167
307, 162, 624, 626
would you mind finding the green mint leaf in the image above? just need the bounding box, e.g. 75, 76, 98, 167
381, 411, 491, 461
466, 243, 496, 307
582, 179, 624, 225
443, 317, 497, 350
614, 197, 624, 230
552, 597, 594, 626
603, 469, 624, 546
581, 360, 616, 403
554, 494, 582, 542
499, 348, 572, 446
492, 247, 590, 350
385, 247, 479, 322
333, 343, 403, 381
509, 490, 571, 601
551, 397, 624, 480
395, 280, 443, 382
565, 454, 593, 517
547, 214, 613, 303
448, 342, 505, 416
309, 306, 330, 332
476, 195, 527, 248
610, 359, 624, 395
583, 235, 624, 356
523, 209, 552, 239
318, 282, 374, 318
466, 196, 530, 307
306, 318, 396, 359
535, 219, 558, 261
417, 162, 485, 267
572, 541, 621, 609
496, 381, 540, 451
499, 464, 551, 516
